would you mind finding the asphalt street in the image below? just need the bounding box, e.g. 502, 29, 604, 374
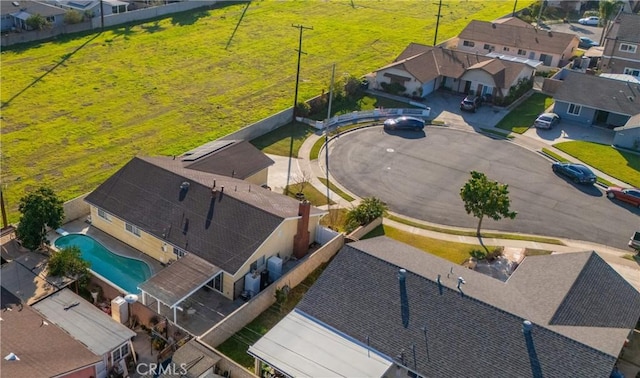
328, 126, 640, 250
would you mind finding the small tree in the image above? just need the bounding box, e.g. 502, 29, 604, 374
460, 171, 517, 236
599, 0, 623, 28
64, 10, 84, 24
26, 14, 51, 30
48, 246, 91, 293
345, 197, 388, 233
343, 74, 364, 99
16, 186, 64, 251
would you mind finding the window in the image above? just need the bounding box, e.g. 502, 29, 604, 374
250, 256, 266, 272
111, 342, 130, 363
568, 103, 582, 115
207, 273, 223, 292
463, 40, 475, 47
619, 43, 638, 54
623, 67, 640, 77
46, 16, 55, 23
97, 209, 112, 222
125, 223, 141, 237
503, 47, 510, 52
483, 44, 495, 51
173, 247, 187, 258
517, 49, 527, 56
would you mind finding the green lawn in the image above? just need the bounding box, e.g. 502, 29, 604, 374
317, 177, 355, 202
1, 1, 533, 223
495, 93, 553, 133
553, 141, 640, 187
363, 224, 493, 264
283, 183, 334, 207
249, 122, 315, 158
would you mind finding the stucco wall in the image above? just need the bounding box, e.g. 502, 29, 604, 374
553, 101, 597, 125
199, 232, 344, 348
245, 169, 269, 186
62, 193, 91, 224
348, 217, 383, 240
221, 108, 294, 142
90, 1, 218, 29
374, 67, 422, 95
614, 127, 640, 149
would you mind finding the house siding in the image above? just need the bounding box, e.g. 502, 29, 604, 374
374, 67, 421, 96
245, 168, 269, 187
456, 40, 572, 68
614, 126, 640, 149
553, 101, 597, 125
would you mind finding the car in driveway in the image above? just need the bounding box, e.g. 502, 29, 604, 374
460, 95, 481, 112
534, 113, 560, 129
383, 116, 426, 131
552, 162, 597, 184
578, 16, 599, 26
606, 186, 640, 208
578, 36, 599, 49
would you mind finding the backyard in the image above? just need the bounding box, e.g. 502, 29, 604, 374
0, 1, 533, 222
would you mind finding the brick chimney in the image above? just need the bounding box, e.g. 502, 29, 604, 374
293, 200, 311, 259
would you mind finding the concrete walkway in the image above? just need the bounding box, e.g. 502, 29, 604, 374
266, 93, 640, 290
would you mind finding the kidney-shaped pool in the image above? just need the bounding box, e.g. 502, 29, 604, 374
55, 234, 151, 294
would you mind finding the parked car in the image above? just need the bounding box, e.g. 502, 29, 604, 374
578, 37, 599, 49
606, 186, 640, 208
578, 16, 599, 26
552, 162, 597, 184
533, 112, 560, 129
460, 95, 481, 112
383, 116, 426, 131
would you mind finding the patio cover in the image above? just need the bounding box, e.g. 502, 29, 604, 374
248, 309, 393, 377
138, 253, 220, 308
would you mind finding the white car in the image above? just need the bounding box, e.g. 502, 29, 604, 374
578, 16, 599, 26
534, 113, 560, 129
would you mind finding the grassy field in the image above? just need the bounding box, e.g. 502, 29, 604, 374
1, 1, 533, 223
495, 92, 553, 133
553, 141, 640, 187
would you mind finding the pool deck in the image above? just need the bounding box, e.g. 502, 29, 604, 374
49, 219, 164, 276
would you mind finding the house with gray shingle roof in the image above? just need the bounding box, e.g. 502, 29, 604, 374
1, 0, 66, 31
84, 154, 325, 325
456, 18, 579, 68
372, 43, 539, 100
546, 70, 640, 128
249, 237, 640, 377
601, 12, 640, 77
613, 113, 640, 149
0, 287, 103, 378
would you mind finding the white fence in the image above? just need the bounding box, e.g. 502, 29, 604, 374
90, 1, 218, 29
315, 225, 341, 245
301, 108, 432, 130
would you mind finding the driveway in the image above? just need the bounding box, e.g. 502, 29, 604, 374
328, 126, 639, 250
547, 22, 603, 45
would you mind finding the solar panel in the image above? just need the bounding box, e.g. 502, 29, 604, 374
180, 140, 236, 162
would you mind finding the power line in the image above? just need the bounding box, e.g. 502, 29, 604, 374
285, 24, 313, 196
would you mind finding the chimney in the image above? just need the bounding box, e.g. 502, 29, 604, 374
293, 200, 311, 259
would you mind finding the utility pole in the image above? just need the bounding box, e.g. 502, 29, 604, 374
285, 24, 312, 195
433, 0, 444, 46
100, 0, 104, 30
536, 0, 544, 28
512, 0, 518, 17
0, 189, 8, 231
325, 64, 336, 208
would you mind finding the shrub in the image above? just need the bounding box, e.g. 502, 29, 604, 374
64, 10, 84, 24
26, 14, 51, 30
345, 197, 388, 233
343, 74, 363, 99
295, 102, 310, 117
380, 82, 406, 95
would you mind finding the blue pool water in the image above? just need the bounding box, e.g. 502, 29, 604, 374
54, 234, 151, 294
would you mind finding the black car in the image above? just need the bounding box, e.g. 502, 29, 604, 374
552, 162, 597, 184
383, 116, 426, 131
460, 95, 481, 112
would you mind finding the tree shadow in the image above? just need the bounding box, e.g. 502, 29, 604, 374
108, 25, 135, 41
170, 9, 212, 26
1, 33, 101, 109
141, 21, 165, 34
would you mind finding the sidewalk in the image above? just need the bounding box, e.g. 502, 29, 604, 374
268, 104, 640, 290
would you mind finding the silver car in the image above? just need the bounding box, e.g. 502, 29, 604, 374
533, 113, 560, 129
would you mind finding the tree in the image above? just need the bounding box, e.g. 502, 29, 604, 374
64, 10, 84, 25
459, 171, 517, 236
345, 197, 388, 233
599, 0, 623, 28
26, 14, 51, 30
16, 186, 64, 250
48, 246, 91, 293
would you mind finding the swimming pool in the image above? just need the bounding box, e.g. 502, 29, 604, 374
54, 234, 151, 294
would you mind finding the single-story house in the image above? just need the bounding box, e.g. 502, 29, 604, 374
1, 0, 66, 31
373, 43, 539, 100
614, 113, 640, 149
45, 0, 129, 17
84, 155, 325, 323
0, 287, 103, 378
249, 237, 640, 377
546, 70, 640, 127
456, 18, 579, 67
31, 288, 136, 377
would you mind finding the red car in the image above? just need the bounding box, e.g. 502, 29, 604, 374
606, 186, 640, 208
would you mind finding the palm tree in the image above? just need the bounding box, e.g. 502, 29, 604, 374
599, 0, 623, 45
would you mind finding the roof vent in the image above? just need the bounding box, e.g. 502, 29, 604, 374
180, 181, 190, 190
492, 23, 496, 29
547, 31, 552, 37
12, 1, 19, 6
457, 277, 466, 297
522, 320, 533, 334
4, 352, 19, 361
628, 96, 634, 102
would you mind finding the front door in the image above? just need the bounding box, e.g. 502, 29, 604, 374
464, 81, 472, 94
